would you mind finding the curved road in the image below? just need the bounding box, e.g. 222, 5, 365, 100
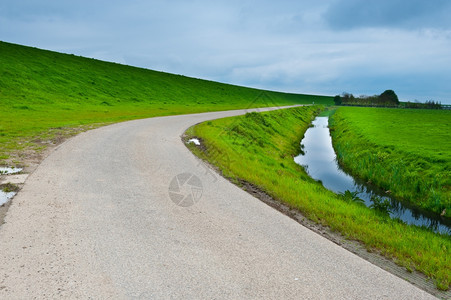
0, 108, 434, 299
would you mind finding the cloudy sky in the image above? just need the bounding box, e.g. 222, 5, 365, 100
1, 0, 451, 103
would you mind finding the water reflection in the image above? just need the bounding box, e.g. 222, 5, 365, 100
0, 190, 16, 206
0, 167, 22, 175
294, 117, 450, 235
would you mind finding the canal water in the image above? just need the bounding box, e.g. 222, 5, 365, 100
294, 116, 450, 235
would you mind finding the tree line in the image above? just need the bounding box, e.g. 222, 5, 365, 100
333, 90, 443, 109
404, 100, 443, 109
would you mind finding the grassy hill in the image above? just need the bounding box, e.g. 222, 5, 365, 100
0, 41, 332, 165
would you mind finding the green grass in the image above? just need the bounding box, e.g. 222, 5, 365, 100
317, 106, 336, 117
329, 107, 451, 217
0, 41, 333, 165
187, 106, 450, 290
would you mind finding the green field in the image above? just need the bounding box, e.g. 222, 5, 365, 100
329, 107, 451, 217
0, 41, 332, 165
187, 106, 450, 290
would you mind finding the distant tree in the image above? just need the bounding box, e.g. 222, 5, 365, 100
406, 100, 421, 109
379, 90, 399, 105
333, 95, 342, 105
425, 100, 442, 109
341, 92, 354, 104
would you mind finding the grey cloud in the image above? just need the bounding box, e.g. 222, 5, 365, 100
324, 0, 451, 30
0, 0, 450, 103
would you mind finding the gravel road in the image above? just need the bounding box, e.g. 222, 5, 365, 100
0, 107, 435, 299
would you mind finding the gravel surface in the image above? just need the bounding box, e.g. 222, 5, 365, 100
0, 107, 435, 299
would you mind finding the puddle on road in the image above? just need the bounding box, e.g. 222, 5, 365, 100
0, 190, 16, 206
0, 167, 23, 175
0, 167, 23, 205
187, 138, 201, 146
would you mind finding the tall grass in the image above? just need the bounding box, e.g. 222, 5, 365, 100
329, 107, 450, 217
188, 106, 450, 290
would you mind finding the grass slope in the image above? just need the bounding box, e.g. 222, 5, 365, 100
187, 106, 450, 290
0, 41, 332, 165
329, 107, 451, 217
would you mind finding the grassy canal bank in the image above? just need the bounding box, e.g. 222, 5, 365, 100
186, 106, 450, 291
329, 107, 450, 218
